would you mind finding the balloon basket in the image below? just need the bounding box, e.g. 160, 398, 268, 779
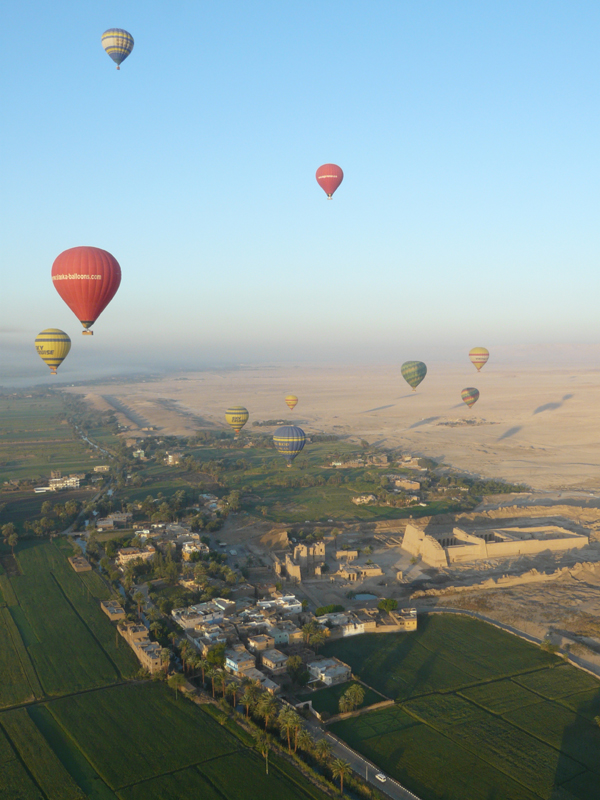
82, 331, 93, 336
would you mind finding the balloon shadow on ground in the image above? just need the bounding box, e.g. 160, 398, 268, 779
394, 393, 419, 400
533, 394, 573, 415
497, 426, 522, 441
361, 404, 396, 413
409, 417, 441, 429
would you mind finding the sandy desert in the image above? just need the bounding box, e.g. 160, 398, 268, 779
66, 362, 600, 492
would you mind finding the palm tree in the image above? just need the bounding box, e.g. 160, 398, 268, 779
132, 591, 145, 617
287, 710, 303, 752
313, 738, 332, 764
346, 683, 365, 711
241, 684, 259, 719
331, 758, 351, 795
206, 666, 218, 698
226, 681, 238, 707
197, 658, 208, 687
253, 730, 270, 775
218, 669, 228, 698
161, 648, 171, 674
168, 672, 185, 701
180, 641, 192, 674
257, 692, 278, 731
296, 728, 314, 754
278, 707, 296, 754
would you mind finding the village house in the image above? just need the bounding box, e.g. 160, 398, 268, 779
224, 645, 256, 676
93, 465, 110, 473
116, 545, 156, 566
68, 556, 92, 573
247, 633, 275, 652
307, 657, 351, 686
181, 542, 210, 561
100, 600, 126, 621
261, 649, 289, 675
119, 621, 166, 675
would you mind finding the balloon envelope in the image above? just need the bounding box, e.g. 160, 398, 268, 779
101, 28, 134, 68
225, 406, 249, 436
285, 395, 298, 411
316, 164, 343, 198
461, 387, 480, 408
273, 425, 306, 466
401, 361, 427, 391
51, 247, 121, 334
469, 347, 489, 371
35, 329, 71, 375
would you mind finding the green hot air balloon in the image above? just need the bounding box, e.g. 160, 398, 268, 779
461, 388, 480, 408
401, 361, 427, 391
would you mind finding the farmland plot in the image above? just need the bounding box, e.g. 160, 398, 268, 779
0, 724, 43, 800
48, 683, 237, 790
0, 609, 38, 708
9, 564, 118, 695
0, 708, 84, 800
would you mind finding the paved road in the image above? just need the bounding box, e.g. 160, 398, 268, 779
305, 718, 421, 800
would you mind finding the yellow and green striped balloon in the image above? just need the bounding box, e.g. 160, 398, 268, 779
401, 361, 427, 391
35, 329, 71, 375
461, 387, 480, 408
225, 406, 249, 436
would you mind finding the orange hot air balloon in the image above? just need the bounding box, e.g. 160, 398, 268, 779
469, 347, 489, 371
51, 246, 121, 335
285, 395, 298, 411
316, 164, 343, 198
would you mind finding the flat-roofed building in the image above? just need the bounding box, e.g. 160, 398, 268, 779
307, 657, 351, 686
225, 645, 255, 675
116, 546, 156, 566
100, 600, 126, 620
247, 634, 275, 652
261, 649, 289, 675
68, 556, 92, 573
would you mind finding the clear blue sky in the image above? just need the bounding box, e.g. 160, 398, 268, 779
2, 1, 600, 381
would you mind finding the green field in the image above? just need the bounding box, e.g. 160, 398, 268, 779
0, 683, 332, 800
0, 539, 138, 702
0, 394, 110, 485
306, 680, 384, 716
327, 614, 600, 800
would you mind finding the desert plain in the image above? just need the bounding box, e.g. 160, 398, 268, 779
67, 361, 600, 492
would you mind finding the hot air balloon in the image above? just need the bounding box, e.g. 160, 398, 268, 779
35, 329, 71, 375
469, 347, 489, 371
51, 247, 121, 335
401, 361, 427, 391
316, 164, 343, 199
273, 426, 306, 466
225, 406, 249, 437
285, 395, 298, 411
461, 388, 480, 408
101, 28, 134, 69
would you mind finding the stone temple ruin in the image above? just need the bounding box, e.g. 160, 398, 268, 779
402, 522, 589, 568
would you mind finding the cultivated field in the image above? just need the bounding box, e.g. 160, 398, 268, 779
327, 615, 600, 800
0, 683, 332, 800
0, 539, 137, 705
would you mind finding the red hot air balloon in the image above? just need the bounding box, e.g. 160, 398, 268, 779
51, 247, 121, 335
316, 163, 343, 198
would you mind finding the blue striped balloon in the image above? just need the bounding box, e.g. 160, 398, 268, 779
273, 426, 306, 467
101, 28, 134, 69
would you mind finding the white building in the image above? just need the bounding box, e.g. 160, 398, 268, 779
116, 546, 156, 566
307, 657, 351, 686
